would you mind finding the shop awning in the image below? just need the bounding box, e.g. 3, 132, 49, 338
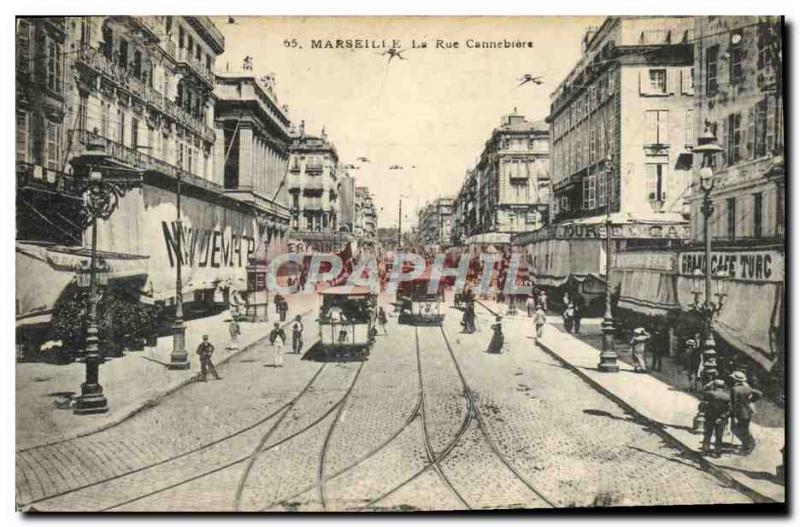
677, 276, 783, 371
16, 243, 149, 328
617, 268, 680, 318
465, 232, 512, 245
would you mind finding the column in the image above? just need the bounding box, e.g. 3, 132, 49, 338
238, 125, 254, 190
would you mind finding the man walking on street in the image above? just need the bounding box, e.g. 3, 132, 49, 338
729, 371, 763, 454
526, 294, 536, 317
701, 378, 730, 458
227, 319, 241, 350
269, 322, 287, 367
534, 305, 547, 341
290, 315, 304, 354
650, 330, 664, 372
378, 306, 389, 335
197, 335, 221, 381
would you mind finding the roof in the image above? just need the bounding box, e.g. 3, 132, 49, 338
319, 285, 373, 296
498, 119, 548, 134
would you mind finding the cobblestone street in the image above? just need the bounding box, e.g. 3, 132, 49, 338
17, 300, 756, 511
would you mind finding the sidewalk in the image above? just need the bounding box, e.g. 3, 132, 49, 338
16, 293, 318, 451
478, 300, 785, 503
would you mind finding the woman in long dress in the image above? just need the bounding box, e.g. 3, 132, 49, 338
630, 327, 650, 373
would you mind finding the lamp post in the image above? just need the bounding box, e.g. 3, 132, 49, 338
690, 124, 725, 432
169, 168, 190, 369
598, 153, 618, 372
74, 168, 129, 414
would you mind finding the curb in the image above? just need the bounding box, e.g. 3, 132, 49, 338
17, 309, 312, 454
534, 334, 778, 505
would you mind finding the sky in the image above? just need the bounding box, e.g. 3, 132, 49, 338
212, 16, 605, 228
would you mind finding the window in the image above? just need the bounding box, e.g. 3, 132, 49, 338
118, 38, 128, 69
583, 174, 597, 210
117, 110, 126, 145
102, 25, 113, 60
45, 120, 60, 171
78, 94, 88, 131
645, 110, 669, 145
46, 38, 63, 93
649, 69, 667, 93
726, 198, 737, 240
730, 45, 743, 85
166, 16, 173, 34
681, 67, 694, 94
131, 117, 139, 149
646, 163, 667, 211
133, 50, 142, 78
16, 19, 33, 80
753, 192, 763, 238
560, 196, 569, 213
754, 98, 768, 158
706, 45, 719, 96
101, 101, 110, 138
757, 22, 771, 71
727, 113, 742, 163
178, 26, 184, 49
16, 111, 29, 163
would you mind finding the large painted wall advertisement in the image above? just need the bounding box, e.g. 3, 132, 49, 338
141, 186, 259, 300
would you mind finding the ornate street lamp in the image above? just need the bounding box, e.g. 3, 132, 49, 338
73, 169, 133, 414
690, 123, 724, 432
169, 168, 190, 369
598, 153, 618, 372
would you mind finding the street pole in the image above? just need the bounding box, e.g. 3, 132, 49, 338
74, 197, 108, 414
169, 169, 190, 369
397, 198, 402, 250
598, 154, 619, 372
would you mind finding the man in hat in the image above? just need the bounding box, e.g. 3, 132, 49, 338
526, 294, 537, 317
729, 371, 763, 454
533, 304, 547, 341
269, 322, 287, 367
197, 335, 221, 381
290, 315, 304, 354
700, 378, 730, 458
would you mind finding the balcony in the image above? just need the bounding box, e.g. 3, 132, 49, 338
72, 129, 223, 195
305, 163, 324, 174
17, 162, 83, 199
302, 181, 325, 194
176, 47, 215, 89
76, 47, 215, 144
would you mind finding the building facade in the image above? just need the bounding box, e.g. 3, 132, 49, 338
418, 197, 455, 247
517, 16, 697, 306
287, 124, 340, 233
354, 186, 378, 241
16, 17, 278, 338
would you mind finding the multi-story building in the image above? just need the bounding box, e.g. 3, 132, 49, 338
287, 124, 340, 233
16, 17, 279, 340
452, 170, 477, 246
473, 111, 550, 238
337, 173, 356, 234
677, 16, 784, 377
418, 197, 455, 247
214, 71, 293, 249
515, 16, 696, 308
354, 186, 377, 241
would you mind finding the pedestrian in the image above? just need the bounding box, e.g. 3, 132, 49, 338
488, 316, 504, 354
269, 322, 286, 367
278, 297, 288, 322
684, 338, 701, 391
534, 304, 547, 341
377, 306, 388, 335
196, 334, 221, 381
701, 378, 731, 458
538, 290, 548, 312
273, 293, 285, 321
630, 327, 650, 373
525, 294, 536, 317
562, 303, 575, 333
227, 319, 241, 350
290, 315, 304, 354
465, 300, 477, 333
650, 330, 664, 371
729, 371, 763, 454
573, 300, 583, 334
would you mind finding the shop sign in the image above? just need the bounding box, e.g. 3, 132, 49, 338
679, 250, 783, 283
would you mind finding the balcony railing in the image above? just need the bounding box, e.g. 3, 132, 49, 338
176, 47, 216, 88
17, 162, 83, 198
72, 129, 223, 194
76, 47, 215, 145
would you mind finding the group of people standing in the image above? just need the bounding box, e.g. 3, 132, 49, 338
701, 370, 763, 458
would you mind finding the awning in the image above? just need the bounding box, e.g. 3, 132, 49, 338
465, 232, 512, 245
677, 276, 783, 371
617, 268, 680, 318
16, 243, 149, 328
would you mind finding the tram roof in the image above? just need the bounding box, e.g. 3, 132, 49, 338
319, 285, 373, 297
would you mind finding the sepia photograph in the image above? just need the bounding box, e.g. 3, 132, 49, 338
12, 13, 785, 513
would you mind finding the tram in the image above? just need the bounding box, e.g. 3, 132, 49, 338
397, 269, 447, 325
318, 285, 376, 359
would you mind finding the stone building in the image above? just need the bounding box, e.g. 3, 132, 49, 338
418, 197, 455, 247
16, 17, 272, 340
516, 16, 696, 309
287, 124, 340, 233
354, 186, 377, 241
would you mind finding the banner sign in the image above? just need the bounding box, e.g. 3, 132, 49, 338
515, 221, 690, 243
678, 249, 784, 283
